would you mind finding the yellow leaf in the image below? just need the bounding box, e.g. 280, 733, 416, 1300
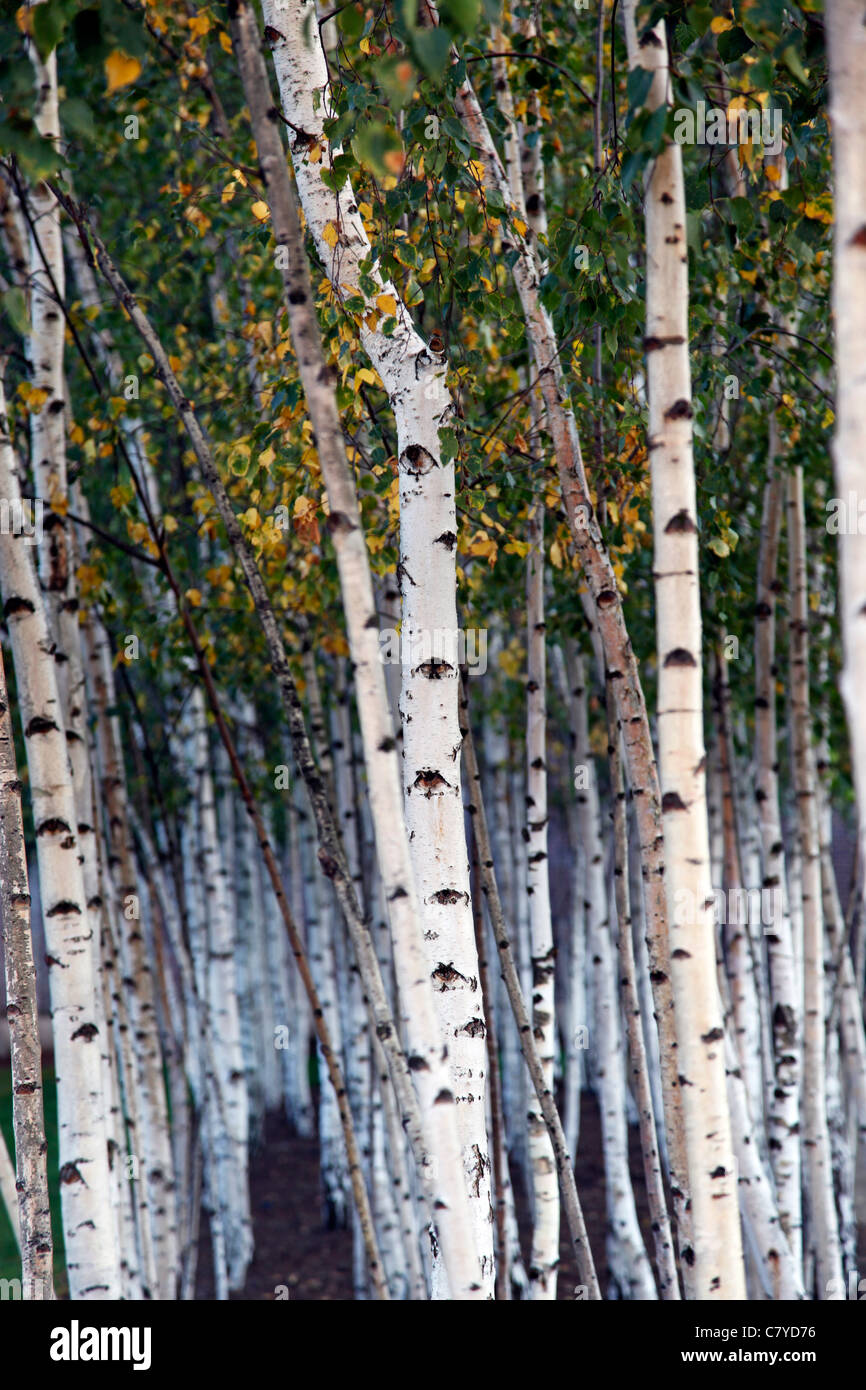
168, 355, 182, 373
24, 386, 50, 413
251, 200, 270, 222
550, 539, 564, 570
710, 15, 733, 32
801, 199, 832, 224
221, 182, 236, 203
105, 51, 142, 94
76, 563, 102, 596
185, 588, 203, 607
258, 445, 276, 469
219, 31, 232, 52
323, 221, 339, 249
513, 218, 527, 238
188, 13, 211, 37
375, 293, 397, 317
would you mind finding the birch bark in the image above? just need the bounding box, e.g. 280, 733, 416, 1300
0, 385, 120, 1297
786, 466, 842, 1296
622, 3, 744, 1299
827, 0, 866, 1016
754, 472, 801, 1259
228, 0, 492, 1295
446, 29, 689, 1247
524, 499, 558, 1297
0, 641, 54, 1298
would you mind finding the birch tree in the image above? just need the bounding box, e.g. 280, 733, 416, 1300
0, 378, 120, 1298
0, 638, 54, 1299
622, 2, 744, 1299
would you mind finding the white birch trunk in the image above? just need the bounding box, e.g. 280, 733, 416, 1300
260, 0, 493, 1292
786, 466, 842, 1296
0, 640, 54, 1297
0, 392, 120, 1297
827, 2, 866, 1049
524, 500, 559, 1297
754, 471, 802, 1261
623, 3, 745, 1299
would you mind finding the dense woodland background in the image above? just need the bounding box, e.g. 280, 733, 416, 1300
1, 0, 865, 1303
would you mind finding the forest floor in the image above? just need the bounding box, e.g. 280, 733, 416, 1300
195, 1089, 654, 1300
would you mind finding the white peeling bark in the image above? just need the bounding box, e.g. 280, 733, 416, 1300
447, 26, 689, 1252
524, 500, 559, 1298
0, 389, 120, 1298
0, 639, 54, 1298
260, 0, 493, 1293
623, 3, 744, 1299
786, 466, 842, 1296
828, 2, 866, 1052
754, 471, 802, 1261
572, 658, 657, 1299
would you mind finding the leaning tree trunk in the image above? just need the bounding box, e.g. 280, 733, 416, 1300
622, 2, 745, 1299
0, 640, 54, 1299
257, 0, 493, 1293
446, 16, 689, 1250
754, 470, 802, 1262
0, 383, 120, 1298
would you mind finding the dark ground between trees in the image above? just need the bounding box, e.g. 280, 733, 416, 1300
195, 1086, 866, 1301
195, 1090, 670, 1301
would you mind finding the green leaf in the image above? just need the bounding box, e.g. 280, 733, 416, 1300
718, 27, 754, 63
351, 118, 403, 177
412, 28, 451, 80
644, 105, 667, 151
338, 4, 365, 39
2, 287, 30, 338
626, 67, 653, 113
440, 0, 481, 34
780, 41, 809, 88
620, 147, 647, 192
33, 1, 66, 60
59, 98, 95, 140
377, 56, 417, 110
